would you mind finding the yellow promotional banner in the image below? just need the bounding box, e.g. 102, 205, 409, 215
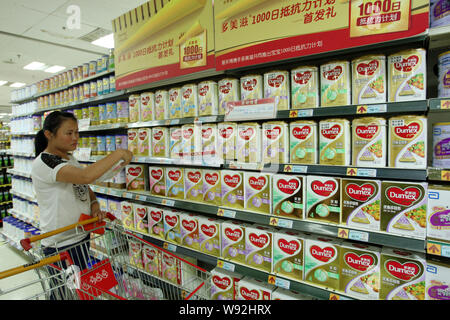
112, 0, 215, 90
214, 0, 429, 70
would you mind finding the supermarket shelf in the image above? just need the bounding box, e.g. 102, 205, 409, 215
83, 153, 426, 180
76, 100, 428, 134
126, 115, 226, 128
277, 100, 428, 120
9, 209, 39, 229
91, 186, 426, 253
429, 98, 450, 111
12, 70, 116, 104
6, 151, 34, 158
225, 162, 428, 181
10, 131, 36, 136
69, 69, 115, 88
12, 90, 128, 118
426, 239, 450, 258
0, 232, 23, 251
429, 25, 450, 50
11, 189, 36, 203
138, 232, 354, 300
428, 167, 450, 181
79, 122, 128, 133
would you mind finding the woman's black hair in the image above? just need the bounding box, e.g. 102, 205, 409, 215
34, 111, 78, 157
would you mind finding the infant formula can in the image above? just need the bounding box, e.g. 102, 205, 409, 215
388, 48, 426, 102
320, 61, 351, 107
433, 122, 450, 168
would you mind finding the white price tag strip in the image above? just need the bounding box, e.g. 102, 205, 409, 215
274, 277, 290, 290
220, 260, 235, 272
276, 218, 293, 229
357, 169, 377, 178
348, 230, 369, 242
161, 199, 175, 207
225, 98, 276, 121
366, 104, 387, 113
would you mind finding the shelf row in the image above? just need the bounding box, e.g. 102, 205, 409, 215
10, 68, 115, 105
10, 95, 440, 126
134, 231, 355, 301
89, 185, 427, 254
11, 151, 450, 183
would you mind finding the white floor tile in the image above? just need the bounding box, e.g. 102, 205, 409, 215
0, 238, 46, 300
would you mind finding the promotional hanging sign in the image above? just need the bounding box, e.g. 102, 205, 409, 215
112, 0, 215, 90
214, 0, 429, 70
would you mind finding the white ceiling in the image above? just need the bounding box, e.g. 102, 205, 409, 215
0, 0, 150, 119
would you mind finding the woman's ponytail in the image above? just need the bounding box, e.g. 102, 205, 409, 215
34, 129, 48, 157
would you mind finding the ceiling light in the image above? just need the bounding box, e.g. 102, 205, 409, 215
91, 33, 114, 49
0, 81, 7, 86
23, 61, 47, 71
10, 82, 26, 88
44, 65, 66, 73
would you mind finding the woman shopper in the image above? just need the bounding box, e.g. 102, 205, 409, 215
31, 111, 133, 299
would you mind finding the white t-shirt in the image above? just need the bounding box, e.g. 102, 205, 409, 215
31, 152, 91, 247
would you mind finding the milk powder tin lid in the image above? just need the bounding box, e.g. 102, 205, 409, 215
264, 69, 289, 74
169, 86, 181, 91
198, 79, 217, 85
352, 117, 386, 125
292, 65, 318, 71
263, 120, 288, 125
438, 51, 450, 59
389, 114, 427, 121
290, 120, 317, 125
241, 74, 262, 78
434, 122, 450, 126
389, 48, 426, 57
240, 122, 261, 126
219, 77, 238, 82
321, 60, 350, 66
320, 118, 350, 123
351, 54, 386, 64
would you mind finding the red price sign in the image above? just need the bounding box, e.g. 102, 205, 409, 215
350, 0, 411, 38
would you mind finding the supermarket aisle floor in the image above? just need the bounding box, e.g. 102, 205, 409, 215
0, 235, 44, 300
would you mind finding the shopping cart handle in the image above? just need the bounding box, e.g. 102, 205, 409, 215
20, 212, 117, 251
0, 251, 73, 280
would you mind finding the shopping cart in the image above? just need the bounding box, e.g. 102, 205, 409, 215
0, 213, 211, 300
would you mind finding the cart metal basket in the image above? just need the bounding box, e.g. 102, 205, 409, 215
0, 213, 211, 300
